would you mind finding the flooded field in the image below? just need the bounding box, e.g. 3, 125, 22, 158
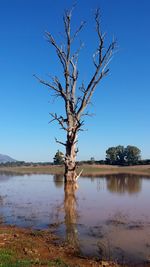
0, 172, 150, 265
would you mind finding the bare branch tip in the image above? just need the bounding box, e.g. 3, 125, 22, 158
95, 8, 101, 20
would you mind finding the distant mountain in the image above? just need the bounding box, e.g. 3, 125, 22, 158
0, 154, 16, 163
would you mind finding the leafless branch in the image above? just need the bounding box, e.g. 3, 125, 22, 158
55, 137, 66, 146
34, 74, 67, 101
46, 31, 67, 71
81, 111, 95, 117
77, 9, 116, 118
71, 41, 84, 64
49, 113, 68, 131
71, 21, 86, 43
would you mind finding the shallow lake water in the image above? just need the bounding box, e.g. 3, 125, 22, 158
0, 172, 150, 265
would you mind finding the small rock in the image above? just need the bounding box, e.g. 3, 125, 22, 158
34, 258, 40, 264
32, 248, 38, 254
101, 261, 110, 267
14, 234, 19, 238
23, 248, 28, 254
23, 248, 33, 255
28, 250, 33, 254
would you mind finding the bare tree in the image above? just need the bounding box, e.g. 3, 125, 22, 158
35, 8, 116, 183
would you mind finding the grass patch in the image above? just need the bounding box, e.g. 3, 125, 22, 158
30, 229, 44, 237
0, 249, 70, 267
0, 249, 32, 267
48, 258, 70, 267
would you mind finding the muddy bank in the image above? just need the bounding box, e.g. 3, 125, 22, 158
0, 164, 150, 176
0, 224, 121, 267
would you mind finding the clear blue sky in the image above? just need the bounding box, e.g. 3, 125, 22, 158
0, 0, 150, 162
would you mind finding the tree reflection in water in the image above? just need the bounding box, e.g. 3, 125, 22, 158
53, 173, 142, 258
106, 174, 142, 194
64, 183, 79, 251
52, 175, 80, 251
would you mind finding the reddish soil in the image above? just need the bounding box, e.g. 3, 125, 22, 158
0, 225, 121, 267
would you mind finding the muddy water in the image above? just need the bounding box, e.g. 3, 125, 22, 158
0, 172, 150, 265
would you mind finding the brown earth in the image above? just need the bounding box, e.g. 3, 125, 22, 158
0, 225, 120, 267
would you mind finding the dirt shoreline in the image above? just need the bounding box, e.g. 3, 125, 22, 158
0, 224, 121, 267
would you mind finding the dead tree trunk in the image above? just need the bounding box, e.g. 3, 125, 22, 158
64, 132, 77, 182
35, 8, 116, 183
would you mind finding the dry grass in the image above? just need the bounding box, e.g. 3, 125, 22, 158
0, 164, 150, 176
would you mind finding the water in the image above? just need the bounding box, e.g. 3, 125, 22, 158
0, 172, 150, 265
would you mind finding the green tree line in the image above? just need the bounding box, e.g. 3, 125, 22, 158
0, 145, 149, 167
106, 145, 141, 165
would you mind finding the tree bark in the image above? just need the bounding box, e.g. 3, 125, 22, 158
64, 132, 77, 183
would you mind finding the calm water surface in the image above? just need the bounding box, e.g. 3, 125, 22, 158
0, 172, 150, 265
